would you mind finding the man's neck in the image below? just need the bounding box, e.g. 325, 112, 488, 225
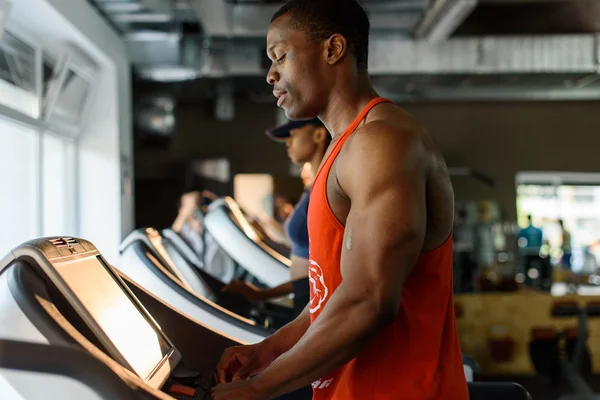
319, 73, 380, 140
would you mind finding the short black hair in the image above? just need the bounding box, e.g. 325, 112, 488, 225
271, 0, 370, 70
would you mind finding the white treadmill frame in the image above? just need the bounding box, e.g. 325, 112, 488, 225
204, 197, 290, 287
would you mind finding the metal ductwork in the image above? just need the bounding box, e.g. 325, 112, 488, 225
160, 33, 600, 77
186, 1, 600, 79
415, 0, 478, 41
89, 0, 600, 101
90, 0, 201, 81
192, 0, 428, 38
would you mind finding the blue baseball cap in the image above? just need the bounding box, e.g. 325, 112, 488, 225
266, 118, 325, 141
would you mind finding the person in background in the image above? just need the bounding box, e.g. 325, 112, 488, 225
472, 202, 496, 291
171, 190, 236, 283
223, 118, 331, 320
518, 214, 546, 288
274, 194, 295, 224
259, 163, 314, 247
518, 214, 544, 253
171, 190, 217, 254
452, 207, 476, 293
559, 219, 572, 270
300, 163, 312, 188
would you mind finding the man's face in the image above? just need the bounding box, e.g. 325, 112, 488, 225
266, 14, 330, 120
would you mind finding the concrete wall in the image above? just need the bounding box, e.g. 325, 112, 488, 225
404, 101, 600, 220
135, 97, 600, 225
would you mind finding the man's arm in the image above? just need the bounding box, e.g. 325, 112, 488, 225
215, 304, 312, 384
250, 123, 428, 398
260, 304, 311, 358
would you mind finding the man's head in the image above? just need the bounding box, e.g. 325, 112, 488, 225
266, 0, 370, 119
267, 118, 331, 165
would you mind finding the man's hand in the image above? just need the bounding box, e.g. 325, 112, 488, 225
210, 379, 265, 400
222, 281, 266, 301
215, 342, 278, 384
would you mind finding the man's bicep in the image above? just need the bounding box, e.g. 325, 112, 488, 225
339, 169, 427, 308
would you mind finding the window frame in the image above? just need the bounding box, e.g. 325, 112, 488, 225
0, 112, 41, 242
43, 43, 99, 138
0, 21, 96, 241
40, 130, 78, 236
0, 21, 43, 120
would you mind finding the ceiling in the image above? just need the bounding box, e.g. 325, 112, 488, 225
88, 0, 600, 103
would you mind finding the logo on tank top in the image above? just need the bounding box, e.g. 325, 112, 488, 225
312, 377, 334, 390
308, 260, 328, 314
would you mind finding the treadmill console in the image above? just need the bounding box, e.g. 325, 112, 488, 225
0, 237, 225, 399
53, 254, 179, 388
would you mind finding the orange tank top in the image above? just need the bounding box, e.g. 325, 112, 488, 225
307, 98, 468, 400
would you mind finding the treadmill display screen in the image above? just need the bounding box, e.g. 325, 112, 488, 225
56, 256, 173, 382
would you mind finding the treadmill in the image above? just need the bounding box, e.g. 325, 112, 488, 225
162, 227, 236, 284
0, 236, 529, 399
203, 197, 291, 288
0, 339, 160, 400
118, 228, 275, 343
0, 236, 242, 399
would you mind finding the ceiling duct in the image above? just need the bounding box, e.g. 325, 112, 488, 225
94, 0, 176, 30
125, 32, 203, 82
189, 1, 599, 77
369, 34, 599, 74
89, 0, 600, 100
415, 0, 478, 41
191, 0, 428, 38
161, 33, 600, 78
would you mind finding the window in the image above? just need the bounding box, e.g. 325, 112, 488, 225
42, 54, 56, 98
0, 30, 39, 118
43, 45, 98, 133
0, 116, 39, 256
0, 16, 109, 257
42, 132, 76, 237
49, 68, 91, 126
516, 172, 600, 273
0, 28, 93, 255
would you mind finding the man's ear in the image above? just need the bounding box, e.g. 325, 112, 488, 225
324, 33, 347, 65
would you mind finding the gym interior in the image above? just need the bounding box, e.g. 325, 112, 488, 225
2, 0, 600, 399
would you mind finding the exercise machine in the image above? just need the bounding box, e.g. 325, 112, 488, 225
204, 197, 291, 287
530, 299, 600, 400
0, 236, 529, 399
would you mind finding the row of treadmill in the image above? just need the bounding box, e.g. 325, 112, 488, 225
0, 197, 531, 399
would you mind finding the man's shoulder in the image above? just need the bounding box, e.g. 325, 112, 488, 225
340, 118, 425, 170
352, 116, 419, 145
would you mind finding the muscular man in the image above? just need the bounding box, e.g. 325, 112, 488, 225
211, 1, 468, 399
